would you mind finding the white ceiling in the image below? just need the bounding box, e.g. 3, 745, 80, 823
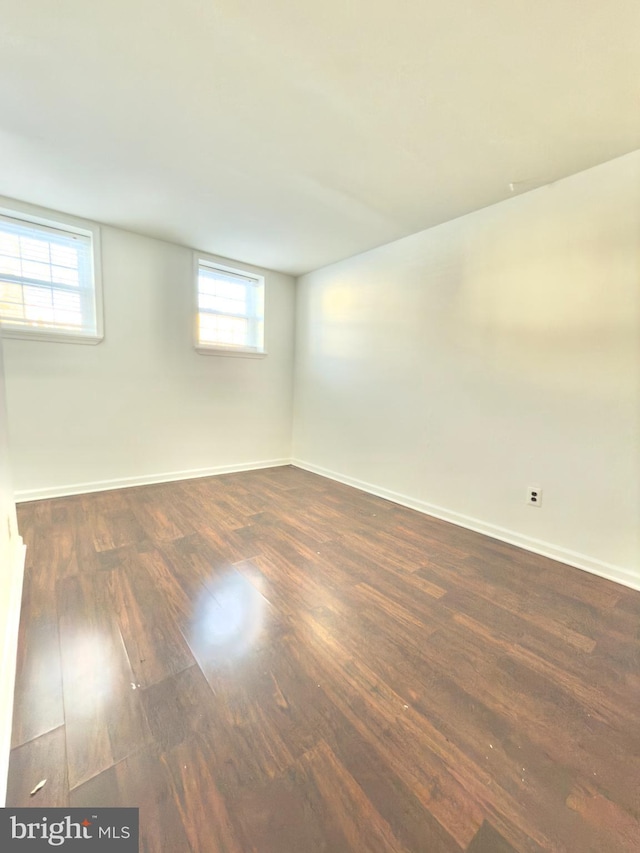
0, 1, 638, 276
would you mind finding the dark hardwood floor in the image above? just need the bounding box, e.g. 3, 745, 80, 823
7, 465, 640, 852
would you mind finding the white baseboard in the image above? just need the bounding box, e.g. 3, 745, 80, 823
0, 536, 26, 807
14, 459, 292, 503
292, 458, 640, 592
13, 455, 639, 592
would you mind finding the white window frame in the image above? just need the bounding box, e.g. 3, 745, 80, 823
194, 254, 266, 357
0, 199, 103, 345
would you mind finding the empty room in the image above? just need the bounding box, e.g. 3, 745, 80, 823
0, 2, 639, 852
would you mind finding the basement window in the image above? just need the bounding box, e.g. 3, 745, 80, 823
0, 209, 102, 344
195, 257, 265, 356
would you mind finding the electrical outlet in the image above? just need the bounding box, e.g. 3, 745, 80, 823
527, 486, 542, 506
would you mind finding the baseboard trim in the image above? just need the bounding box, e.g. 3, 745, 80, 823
13, 456, 639, 592
292, 458, 640, 592
0, 536, 26, 806
15, 459, 292, 503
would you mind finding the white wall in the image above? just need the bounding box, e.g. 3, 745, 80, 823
0, 332, 25, 804
2, 210, 296, 499
293, 152, 640, 589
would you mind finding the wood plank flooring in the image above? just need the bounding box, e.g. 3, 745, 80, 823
7, 465, 640, 852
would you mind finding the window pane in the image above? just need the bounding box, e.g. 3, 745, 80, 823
196, 262, 264, 351
24, 285, 53, 309
50, 244, 78, 267
199, 293, 247, 315
22, 260, 52, 282
0, 302, 24, 320
24, 306, 55, 324
0, 214, 97, 338
0, 255, 21, 277
53, 289, 81, 315
0, 282, 23, 305
215, 280, 245, 301
199, 275, 244, 299
24, 287, 55, 322
51, 265, 80, 286
0, 282, 24, 320
0, 233, 20, 256
53, 309, 83, 328
199, 314, 248, 346
20, 237, 51, 263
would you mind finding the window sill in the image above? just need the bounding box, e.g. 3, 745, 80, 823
0, 326, 103, 345
195, 345, 267, 358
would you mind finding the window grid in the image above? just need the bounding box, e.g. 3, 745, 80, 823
196, 261, 264, 353
0, 213, 97, 338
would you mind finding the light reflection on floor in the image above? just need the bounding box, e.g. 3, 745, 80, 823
189, 571, 266, 668
61, 630, 115, 718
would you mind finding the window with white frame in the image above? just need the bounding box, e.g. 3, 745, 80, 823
0, 211, 102, 343
195, 258, 265, 355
